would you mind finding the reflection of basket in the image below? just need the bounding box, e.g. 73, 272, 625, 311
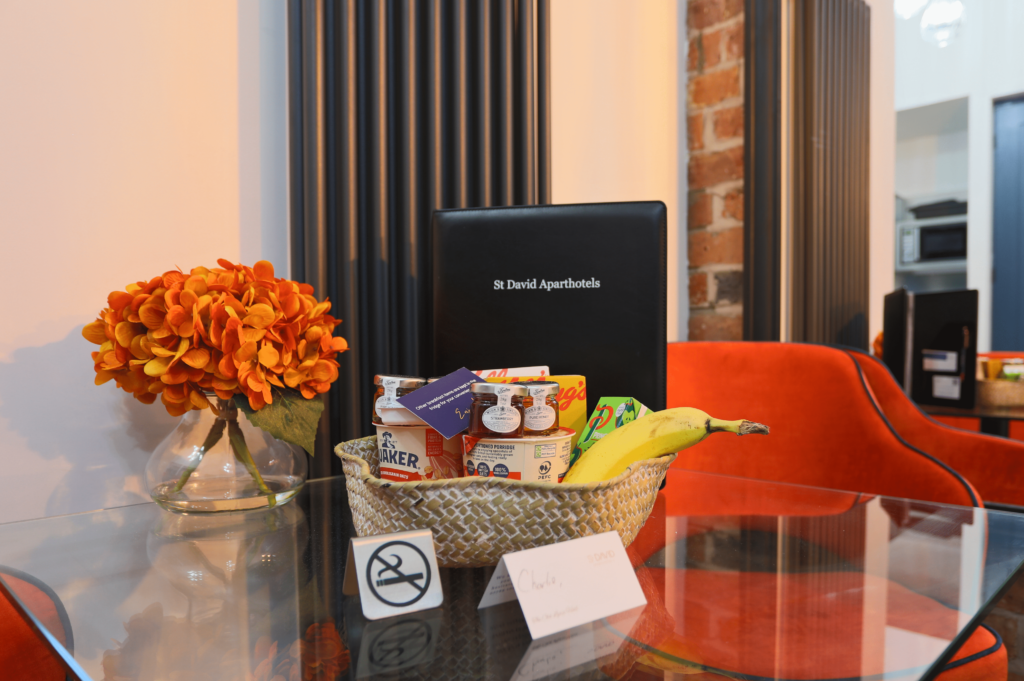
978, 379, 1024, 408
336, 436, 674, 568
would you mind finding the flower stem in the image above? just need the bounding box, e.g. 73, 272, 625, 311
173, 418, 226, 493
228, 420, 276, 506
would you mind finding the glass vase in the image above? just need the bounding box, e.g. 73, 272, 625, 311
146, 396, 307, 513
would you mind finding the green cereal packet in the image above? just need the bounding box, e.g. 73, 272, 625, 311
568, 397, 651, 468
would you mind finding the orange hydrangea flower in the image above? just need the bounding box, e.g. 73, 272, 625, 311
83, 260, 348, 417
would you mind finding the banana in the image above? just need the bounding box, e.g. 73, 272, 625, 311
562, 407, 769, 484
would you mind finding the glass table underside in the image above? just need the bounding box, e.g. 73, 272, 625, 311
1, 468, 1023, 681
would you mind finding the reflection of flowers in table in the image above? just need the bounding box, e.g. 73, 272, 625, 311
101, 605, 349, 681
252, 621, 349, 681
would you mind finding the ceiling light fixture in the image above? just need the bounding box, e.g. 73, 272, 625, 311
920, 0, 965, 48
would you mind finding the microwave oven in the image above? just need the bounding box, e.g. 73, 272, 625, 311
896, 215, 967, 273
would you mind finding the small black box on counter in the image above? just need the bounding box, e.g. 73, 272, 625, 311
882, 288, 978, 408
429, 202, 667, 413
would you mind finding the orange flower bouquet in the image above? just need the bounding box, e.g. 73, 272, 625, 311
84, 259, 348, 508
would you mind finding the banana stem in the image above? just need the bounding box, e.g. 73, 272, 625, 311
173, 418, 226, 493
228, 420, 276, 507
707, 418, 770, 436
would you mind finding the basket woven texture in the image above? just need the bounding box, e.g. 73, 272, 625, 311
336, 436, 675, 568
978, 379, 1024, 408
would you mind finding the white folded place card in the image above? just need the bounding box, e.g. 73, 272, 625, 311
343, 529, 443, 620
477, 531, 647, 639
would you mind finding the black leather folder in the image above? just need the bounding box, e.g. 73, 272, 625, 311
430, 202, 667, 413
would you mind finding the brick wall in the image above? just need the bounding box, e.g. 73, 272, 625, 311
686, 0, 744, 340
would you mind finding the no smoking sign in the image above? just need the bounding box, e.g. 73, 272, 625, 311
344, 529, 443, 619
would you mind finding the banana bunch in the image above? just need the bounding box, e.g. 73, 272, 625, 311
562, 407, 769, 484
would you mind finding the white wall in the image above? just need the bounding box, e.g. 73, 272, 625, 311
0, 0, 288, 523
895, 0, 1024, 351
866, 0, 897, 348
895, 129, 968, 199
550, 0, 687, 342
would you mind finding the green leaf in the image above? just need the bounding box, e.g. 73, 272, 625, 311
234, 390, 324, 456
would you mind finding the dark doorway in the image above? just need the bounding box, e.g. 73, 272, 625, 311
993, 98, 1024, 350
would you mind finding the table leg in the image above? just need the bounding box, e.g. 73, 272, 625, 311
980, 417, 1011, 437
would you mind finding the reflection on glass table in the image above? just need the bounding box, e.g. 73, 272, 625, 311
0, 468, 1023, 680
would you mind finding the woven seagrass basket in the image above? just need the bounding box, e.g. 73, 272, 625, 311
335, 435, 675, 568
978, 379, 1024, 408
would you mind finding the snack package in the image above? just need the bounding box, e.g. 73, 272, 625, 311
484, 375, 586, 451
473, 366, 551, 378
570, 397, 651, 468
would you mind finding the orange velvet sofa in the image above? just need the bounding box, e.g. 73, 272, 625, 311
0, 567, 73, 680
659, 341, 1013, 680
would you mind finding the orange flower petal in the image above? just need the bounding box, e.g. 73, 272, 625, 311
181, 347, 210, 369
212, 378, 238, 392
258, 343, 280, 368
82, 321, 108, 345
179, 289, 198, 311
189, 391, 210, 410
243, 303, 276, 329
94, 369, 116, 385
178, 318, 195, 338
248, 390, 266, 410
184, 275, 208, 296
284, 368, 304, 388
107, 291, 133, 311
267, 373, 285, 388
165, 305, 189, 329
235, 340, 258, 363
311, 360, 336, 383
305, 326, 323, 345
330, 336, 349, 352
254, 260, 275, 281
139, 303, 166, 330
144, 357, 172, 377
114, 321, 136, 348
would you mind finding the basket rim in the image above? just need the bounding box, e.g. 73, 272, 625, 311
334, 435, 676, 491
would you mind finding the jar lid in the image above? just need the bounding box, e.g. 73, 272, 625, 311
426, 377, 443, 383
373, 374, 427, 388
516, 380, 560, 397
470, 383, 528, 397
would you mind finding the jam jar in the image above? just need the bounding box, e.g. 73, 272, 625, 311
372, 375, 427, 424
468, 383, 527, 438
517, 381, 560, 436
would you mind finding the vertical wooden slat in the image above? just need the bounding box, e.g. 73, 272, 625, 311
537, 0, 551, 204
289, 0, 551, 449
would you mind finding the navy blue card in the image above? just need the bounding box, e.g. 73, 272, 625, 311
396, 368, 485, 439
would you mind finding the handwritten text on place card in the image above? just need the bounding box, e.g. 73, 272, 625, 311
478, 532, 647, 640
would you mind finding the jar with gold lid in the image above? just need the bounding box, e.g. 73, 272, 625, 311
372, 375, 427, 424
468, 383, 527, 438
517, 381, 560, 436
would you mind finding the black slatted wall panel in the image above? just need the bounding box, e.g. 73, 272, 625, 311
793, 0, 870, 347
289, 0, 551, 475
745, 0, 870, 349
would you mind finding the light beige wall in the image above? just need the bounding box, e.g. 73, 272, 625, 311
550, 0, 687, 341
0, 0, 287, 521
866, 0, 896, 344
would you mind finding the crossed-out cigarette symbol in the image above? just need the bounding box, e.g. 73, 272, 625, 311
366, 540, 431, 607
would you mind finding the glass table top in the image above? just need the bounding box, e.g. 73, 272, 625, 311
1, 468, 1024, 681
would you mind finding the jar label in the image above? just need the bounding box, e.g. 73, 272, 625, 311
482, 386, 521, 433
375, 377, 401, 415
525, 403, 556, 431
